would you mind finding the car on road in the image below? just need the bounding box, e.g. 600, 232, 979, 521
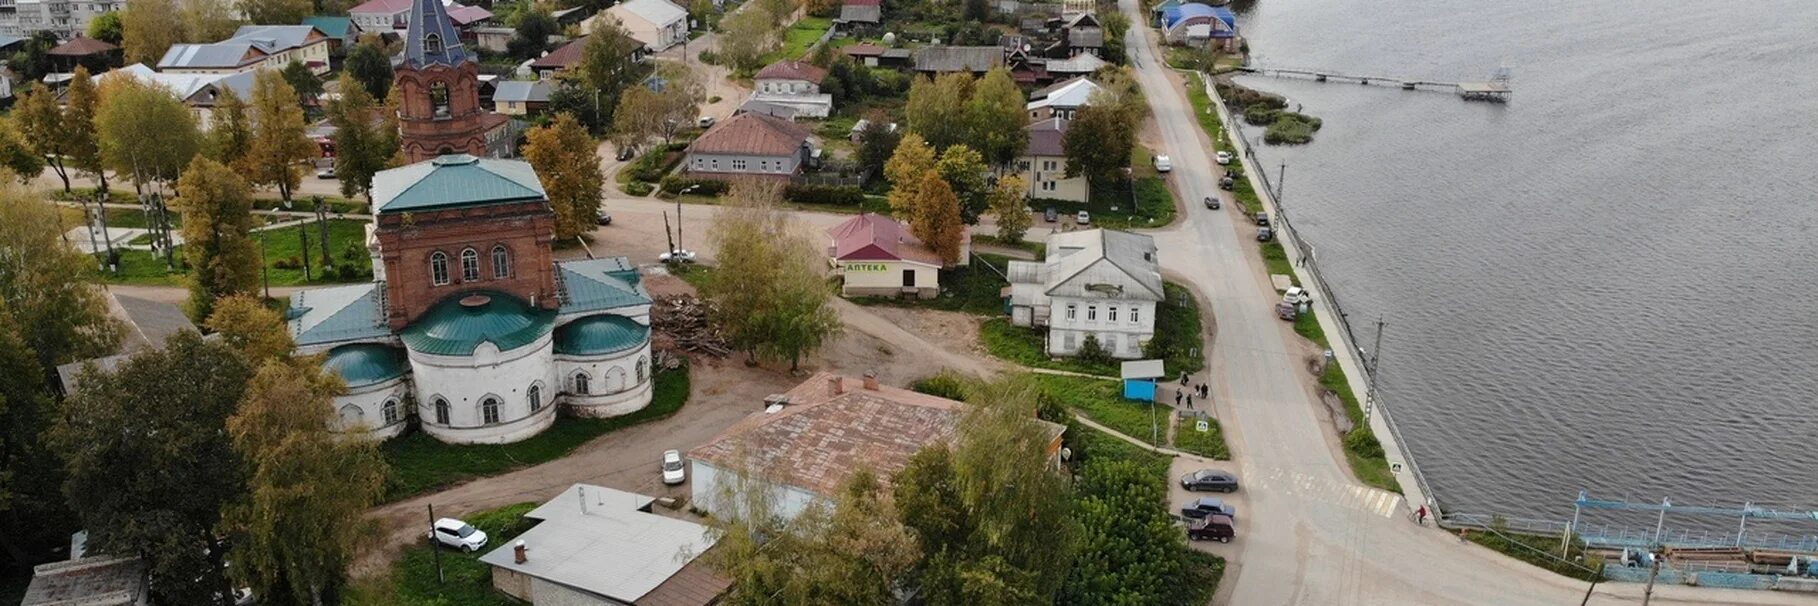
596, 210, 613, 226
429, 518, 488, 552
1203, 196, 1220, 210
1275, 301, 1298, 321
1254, 212, 1270, 227
1044, 206, 1058, 222
1215, 150, 1233, 165
1256, 226, 1273, 241
1181, 497, 1238, 520
315, 165, 335, 179
697, 116, 715, 128
660, 249, 697, 264
1153, 155, 1172, 173
662, 449, 686, 485
1282, 286, 1310, 306
1181, 469, 1240, 492
1076, 210, 1091, 225
616, 146, 637, 161
1188, 514, 1236, 543
1220, 175, 1235, 190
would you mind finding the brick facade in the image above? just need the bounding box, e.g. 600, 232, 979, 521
375, 200, 559, 329
396, 61, 491, 163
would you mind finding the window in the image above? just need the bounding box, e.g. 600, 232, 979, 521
1087, 306, 1097, 321
481, 397, 500, 424
528, 385, 542, 412
339, 404, 364, 428
430, 252, 450, 285
731, 159, 747, 171
1042, 160, 1056, 171
430, 82, 450, 119
636, 356, 648, 383
382, 399, 399, 425
423, 33, 443, 55
1042, 181, 1056, 192
573, 372, 590, 395
460, 248, 479, 281
491, 245, 510, 278
1130, 307, 1140, 324
433, 398, 450, 425
1109, 306, 1118, 323
710, 159, 720, 169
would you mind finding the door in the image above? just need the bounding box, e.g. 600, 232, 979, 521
902, 269, 915, 288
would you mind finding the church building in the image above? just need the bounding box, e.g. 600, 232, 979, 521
286, 154, 655, 444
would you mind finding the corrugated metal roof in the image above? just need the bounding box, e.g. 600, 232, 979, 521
302, 16, 355, 38
1027, 77, 1100, 111
686, 112, 811, 157
553, 314, 648, 355
557, 258, 651, 314
913, 46, 1003, 73
231, 25, 324, 51
837, 3, 880, 23
400, 291, 555, 355
324, 343, 408, 386
372, 154, 547, 213
609, 0, 686, 28
492, 80, 552, 103
159, 41, 261, 70
476, 484, 720, 603
289, 282, 392, 347
1121, 359, 1165, 379
1044, 229, 1164, 300
1027, 117, 1068, 157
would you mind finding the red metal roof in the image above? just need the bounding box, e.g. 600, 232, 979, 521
842, 43, 885, 57
687, 112, 812, 157
754, 60, 827, 84
49, 36, 117, 56
826, 213, 942, 265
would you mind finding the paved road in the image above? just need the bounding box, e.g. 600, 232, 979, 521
1119, 2, 1806, 604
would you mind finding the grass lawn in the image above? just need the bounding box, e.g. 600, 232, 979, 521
970, 234, 1045, 259
380, 364, 691, 501
98, 219, 374, 287
249, 194, 369, 214
1172, 413, 1230, 459
849, 253, 1010, 316
1034, 373, 1164, 447
763, 16, 833, 64
344, 502, 543, 605
979, 318, 1118, 377
1464, 522, 1604, 582
669, 263, 717, 291
1261, 239, 1295, 280
1151, 282, 1207, 375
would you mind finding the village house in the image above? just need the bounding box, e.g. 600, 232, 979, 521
21, 555, 148, 606
836, 0, 881, 32
912, 45, 1003, 76
528, 34, 649, 78
1056, 12, 1103, 57
158, 25, 333, 75
83, 64, 255, 132
688, 372, 1065, 521
825, 213, 959, 299
683, 112, 816, 180
480, 484, 728, 606
1019, 117, 1089, 202
842, 42, 885, 67
350, 0, 491, 32
586, 0, 688, 52
493, 79, 552, 115
1026, 76, 1099, 120
1006, 229, 1163, 359
301, 15, 361, 54
749, 59, 833, 118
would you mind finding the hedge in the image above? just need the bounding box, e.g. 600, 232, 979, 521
783, 183, 865, 206
658, 175, 730, 196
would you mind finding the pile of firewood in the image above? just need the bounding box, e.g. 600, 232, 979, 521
652, 294, 730, 357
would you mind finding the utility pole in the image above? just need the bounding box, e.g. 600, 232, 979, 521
1578, 561, 1606, 606
427, 504, 445, 583
1639, 550, 1661, 606
1277, 161, 1286, 201
1364, 317, 1384, 423
315, 196, 331, 268
1369, 317, 1385, 376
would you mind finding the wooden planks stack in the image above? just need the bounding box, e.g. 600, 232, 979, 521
653, 294, 731, 357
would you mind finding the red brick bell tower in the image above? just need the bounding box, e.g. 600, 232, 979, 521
395, 0, 488, 162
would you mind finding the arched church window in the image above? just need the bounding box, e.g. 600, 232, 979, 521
433, 397, 450, 425
573, 372, 590, 395
492, 245, 510, 279
636, 356, 648, 384
481, 397, 500, 424
430, 252, 449, 285
382, 399, 400, 425
528, 384, 542, 412
460, 248, 479, 282
339, 404, 364, 429
423, 33, 443, 56
431, 82, 451, 119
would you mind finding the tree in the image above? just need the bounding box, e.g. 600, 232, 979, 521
325, 73, 395, 200
224, 360, 386, 605
966, 67, 1028, 167
279, 61, 324, 107
702, 183, 841, 370
175, 157, 260, 321
245, 70, 315, 205
0, 190, 122, 371
1062, 104, 1135, 186
6, 32, 59, 84
611, 63, 703, 148
963, 0, 987, 22
935, 144, 989, 225
755, 0, 796, 26
88, 11, 124, 44
344, 38, 394, 100
716, 8, 777, 72
509, 6, 558, 59
12, 84, 74, 193
523, 113, 602, 241
65, 67, 107, 193
0, 119, 47, 183
51, 331, 251, 605
209, 86, 252, 165
883, 132, 935, 214
240, 0, 312, 27
989, 174, 1031, 243
855, 114, 900, 182
905, 73, 973, 151
183, 0, 244, 43
709, 469, 918, 605
1099, 12, 1131, 65
97, 76, 203, 191
123, 0, 186, 64
205, 296, 295, 367
904, 170, 965, 266
0, 296, 77, 569
1058, 458, 1191, 605
556, 25, 645, 132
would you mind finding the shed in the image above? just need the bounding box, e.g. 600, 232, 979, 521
1121, 359, 1165, 402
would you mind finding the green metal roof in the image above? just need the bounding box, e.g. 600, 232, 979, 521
400, 291, 554, 356
323, 343, 408, 387
557, 258, 651, 314
553, 315, 649, 356
302, 16, 354, 38
289, 283, 392, 347
372, 155, 548, 214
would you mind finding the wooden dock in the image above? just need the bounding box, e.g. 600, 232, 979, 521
1236, 66, 1511, 102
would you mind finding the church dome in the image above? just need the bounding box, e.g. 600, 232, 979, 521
323, 343, 408, 387
401, 292, 554, 356
553, 315, 649, 356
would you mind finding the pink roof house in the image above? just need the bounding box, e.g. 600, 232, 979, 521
825, 213, 968, 299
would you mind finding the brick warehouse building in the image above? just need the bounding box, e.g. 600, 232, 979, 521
286, 155, 656, 444
395, 0, 493, 162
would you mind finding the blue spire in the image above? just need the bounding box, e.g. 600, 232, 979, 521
403, 0, 470, 69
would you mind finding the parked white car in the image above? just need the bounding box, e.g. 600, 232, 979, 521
660, 249, 697, 264
1282, 286, 1311, 305
429, 518, 488, 552
1076, 210, 1092, 225
1153, 154, 1173, 172
1215, 150, 1233, 165
662, 449, 686, 485
697, 116, 715, 128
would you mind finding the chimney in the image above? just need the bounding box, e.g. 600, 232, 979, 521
828, 375, 844, 395
513, 540, 528, 564
862, 371, 879, 391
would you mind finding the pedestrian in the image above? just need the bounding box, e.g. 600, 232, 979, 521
1416, 505, 1428, 526
1180, 372, 1189, 386
1175, 390, 1183, 406
1200, 384, 1208, 399
1185, 394, 1194, 409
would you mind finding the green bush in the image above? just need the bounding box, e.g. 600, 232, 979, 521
623, 147, 683, 183
342, 244, 364, 261
623, 181, 654, 196
1264, 113, 1321, 145
911, 371, 973, 401
1243, 105, 1280, 125
1077, 334, 1112, 365
657, 175, 730, 196
1344, 426, 1384, 458
783, 183, 865, 206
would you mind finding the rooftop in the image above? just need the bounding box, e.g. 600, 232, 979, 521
687, 112, 812, 157
48, 35, 117, 57
608, 0, 687, 26
400, 291, 555, 356
301, 16, 356, 37
826, 213, 942, 266
913, 46, 1003, 73
371, 154, 547, 213
1027, 116, 1068, 157
477, 484, 725, 604
842, 42, 885, 57
553, 315, 649, 356
1027, 76, 1100, 110
556, 257, 651, 315
323, 343, 409, 387
22, 556, 146, 606
1042, 228, 1164, 300
837, 3, 880, 23
493, 79, 552, 103
403, 0, 472, 68
754, 60, 827, 84
288, 282, 392, 348
54, 293, 196, 395
1121, 359, 1166, 380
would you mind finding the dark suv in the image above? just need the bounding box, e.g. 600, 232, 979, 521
1188, 515, 1235, 543
1180, 497, 1237, 521
1180, 469, 1240, 493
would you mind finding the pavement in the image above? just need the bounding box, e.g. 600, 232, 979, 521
1117, 1, 1808, 603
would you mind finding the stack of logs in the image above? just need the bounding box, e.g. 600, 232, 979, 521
652, 294, 730, 357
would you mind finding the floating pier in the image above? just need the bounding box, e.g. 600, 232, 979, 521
1237, 66, 1512, 102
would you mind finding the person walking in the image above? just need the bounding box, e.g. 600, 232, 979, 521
1175, 390, 1183, 406
1416, 505, 1429, 526
1185, 394, 1194, 409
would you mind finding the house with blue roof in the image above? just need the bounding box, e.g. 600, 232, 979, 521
1162, 3, 1241, 52
288, 154, 655, 444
